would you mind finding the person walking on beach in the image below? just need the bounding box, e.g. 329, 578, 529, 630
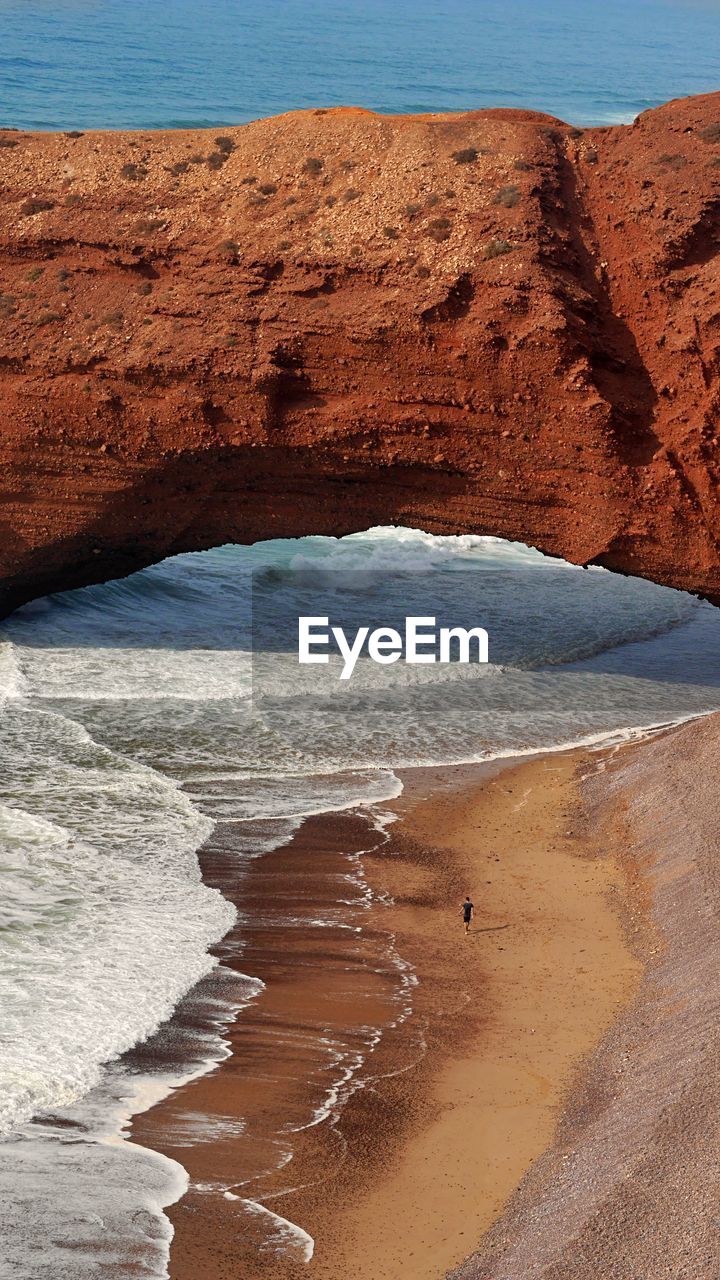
461, 896, 474, 934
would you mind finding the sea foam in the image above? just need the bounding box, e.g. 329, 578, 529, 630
3, 527, 720, 1275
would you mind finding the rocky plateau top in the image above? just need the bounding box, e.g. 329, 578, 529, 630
1, 92, 720, 608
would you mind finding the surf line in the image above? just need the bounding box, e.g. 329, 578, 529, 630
298, 615, 489, 680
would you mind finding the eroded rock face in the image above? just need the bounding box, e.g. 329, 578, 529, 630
1, 93, 720, 610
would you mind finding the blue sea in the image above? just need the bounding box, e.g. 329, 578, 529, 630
1, 0, 720, 131
2, 2, 720, 1276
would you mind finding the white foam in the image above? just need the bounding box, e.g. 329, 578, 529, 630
288, 526, 579, 575
0, 964, 264, 1278
3, 525, 720, 1276
223, 1197, 315, 1263
0, 706, 235, 1137
0, 641, 27, 703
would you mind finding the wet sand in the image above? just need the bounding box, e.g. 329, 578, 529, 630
131, 747, 643, 1279
304, 751, 643, 1280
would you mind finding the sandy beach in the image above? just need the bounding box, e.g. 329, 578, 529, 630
5, 7, 720, 1280
130, 743, 644, 1279
453, 714, 720, 1280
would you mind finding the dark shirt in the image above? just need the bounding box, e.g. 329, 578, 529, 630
462, 901, 474, 920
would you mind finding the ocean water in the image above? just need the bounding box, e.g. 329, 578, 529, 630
2, 529, 720, 1272
2, 0, 720, 1269
1, 0, 720, 131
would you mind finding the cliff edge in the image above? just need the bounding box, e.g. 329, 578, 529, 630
2, 93, 720, 607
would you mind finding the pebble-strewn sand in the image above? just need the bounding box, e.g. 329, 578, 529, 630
453, 714, 720, 1280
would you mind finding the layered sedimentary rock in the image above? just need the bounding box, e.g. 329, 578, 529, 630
1, 92, 720, 610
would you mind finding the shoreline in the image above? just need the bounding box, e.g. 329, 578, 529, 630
130, 805, 407, 1276
299, 750, 644, 1279
129, 741, 644, 1278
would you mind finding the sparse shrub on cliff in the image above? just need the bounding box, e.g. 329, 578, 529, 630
325, 194, 337, 207
36, 311, 62, 326
278, 239, 292, 251
585, 148, 598, 164
120, 162, 147, 181
383, 226, 399, 239
215, 136, 235, 154
451, 147, 478, 164
241, 175, 257, 185
0, 293, 17, 316
493, 184, 520, 208
258, 182, 278, 196
569, 128, 584, 139
101, 310, 124, 330
0, 137, 19, 148
189, 153, 205, 165
21, 198, 54, 216
27, 266, 44, 281
219, 238, 239, 263
63, 130, 84, 139
303, 156, 324, 175
206, 151, 228, 171
137, 281, 153, 295
416, 264, 431, 278
425, 193, 440, 208
656, 153, 687, 170
699, 123, 720, 143
64, 193, 82, 207
514, 159, 533, 171
485, 238, 514, 258
169, 160, 189, 176
427, 217, 452, 242
57, 268, 69, 281
343, 187, 360, 202
405, 202, 421, 217
134, 217, 165, 235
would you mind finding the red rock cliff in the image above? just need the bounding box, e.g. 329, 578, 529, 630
1, 92, 720, 609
